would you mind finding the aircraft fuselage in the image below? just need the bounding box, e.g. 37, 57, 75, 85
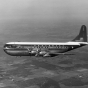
3, 42, 86, 57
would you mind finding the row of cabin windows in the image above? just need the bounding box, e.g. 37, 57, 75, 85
24, 45, 68, 49
5, 44, 69, 49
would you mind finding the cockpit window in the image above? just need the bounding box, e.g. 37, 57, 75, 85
4, 44, 11, 48
4, 44, 17, 48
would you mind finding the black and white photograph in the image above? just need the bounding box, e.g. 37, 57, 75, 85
0, 0, 88, 88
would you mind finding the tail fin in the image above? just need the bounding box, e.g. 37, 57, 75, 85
72, 25, 87, 42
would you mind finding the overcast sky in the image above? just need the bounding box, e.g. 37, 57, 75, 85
0, 0, 88, 42
0, 0, 88, 21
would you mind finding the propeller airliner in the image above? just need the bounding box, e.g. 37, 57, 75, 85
4, 25, 88, 57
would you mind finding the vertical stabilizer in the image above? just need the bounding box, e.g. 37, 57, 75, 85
72, 25, 87, 42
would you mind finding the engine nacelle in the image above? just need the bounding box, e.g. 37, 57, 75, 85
31, 50, 37, 54
34, 51, 46, 57
39, 51, 46, 55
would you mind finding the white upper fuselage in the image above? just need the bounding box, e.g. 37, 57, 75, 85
6, 41, 82, 45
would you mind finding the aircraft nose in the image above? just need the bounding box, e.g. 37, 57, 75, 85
3, 44, 8, 52
3, 46, 6, 52
3, 44, 11, 55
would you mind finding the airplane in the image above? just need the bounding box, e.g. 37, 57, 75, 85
4, 25, 88, 57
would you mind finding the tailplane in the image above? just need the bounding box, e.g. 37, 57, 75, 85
72, 25, 87, 42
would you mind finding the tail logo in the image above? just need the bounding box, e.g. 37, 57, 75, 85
75, 37, 83, 42
80, 37, 83, 41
